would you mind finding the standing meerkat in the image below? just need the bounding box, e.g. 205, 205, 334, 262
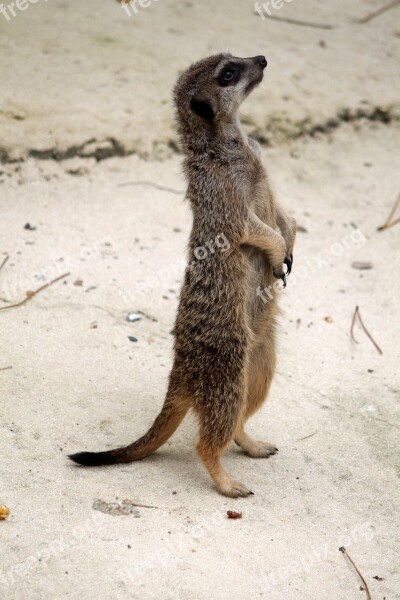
69, 53, 296, 497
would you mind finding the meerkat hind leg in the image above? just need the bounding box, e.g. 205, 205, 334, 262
197, 441, 253, 498
235, 338, 278, 458
195, 374, 254, 497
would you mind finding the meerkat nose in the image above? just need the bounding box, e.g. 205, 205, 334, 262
255, 55, 267, 68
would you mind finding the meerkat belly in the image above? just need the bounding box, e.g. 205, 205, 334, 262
244, 246, 273, 322
176, 252, 249, 347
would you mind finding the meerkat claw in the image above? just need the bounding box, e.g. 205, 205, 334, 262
284, 254, 293, 275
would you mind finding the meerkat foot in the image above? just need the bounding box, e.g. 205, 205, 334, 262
241, 440, 278, 458
197, 443, 254, 497
215, 473, 254, 498
235, 429, 278, 458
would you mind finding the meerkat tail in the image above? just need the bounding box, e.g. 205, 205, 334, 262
68, 392, 189, 466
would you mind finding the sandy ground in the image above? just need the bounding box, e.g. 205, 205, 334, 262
1, 1, 400, 599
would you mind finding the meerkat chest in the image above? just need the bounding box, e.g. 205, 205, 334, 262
242, 142, 276, 226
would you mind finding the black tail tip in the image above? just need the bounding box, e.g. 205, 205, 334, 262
68, 451, 115, 466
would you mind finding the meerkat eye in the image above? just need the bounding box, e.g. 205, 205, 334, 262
223, 70, 235, 81
218, 65, 240, 86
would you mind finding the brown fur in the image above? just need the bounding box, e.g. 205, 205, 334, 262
69, 53, 296, 497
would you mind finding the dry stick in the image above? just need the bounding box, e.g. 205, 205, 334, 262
350, 306, 359, 344
118, 181, 184, 195
359, 0, 400, 23
385, 192, 400, 224
0, 255, 9, 275
297, 431, 317, 441
263, 14, 334, 29
377, 192, 400, 231
0, 366, 12, 372
350, 306, 383, 355
0, 272, 70, 312
383, 217, 400, 230
356, 308, 383, 355
339, 547, 372, 600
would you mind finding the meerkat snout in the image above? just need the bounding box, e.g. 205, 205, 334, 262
244, 55, 268, 94
255, 55, 267, 67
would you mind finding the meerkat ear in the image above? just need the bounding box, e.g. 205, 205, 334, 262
190, 96, 215, 120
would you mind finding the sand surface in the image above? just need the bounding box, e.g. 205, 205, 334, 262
1, 1, 400, 599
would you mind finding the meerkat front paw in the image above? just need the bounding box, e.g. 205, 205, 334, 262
274, 249, 293, 285
273, 267, 287, 288
271, 234, 287, 287
282, 216, 296, 271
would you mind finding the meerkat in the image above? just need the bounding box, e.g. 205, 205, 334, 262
69, 53, 296, 497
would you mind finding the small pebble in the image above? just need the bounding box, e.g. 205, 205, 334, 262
128, 336, 138, 343
33, 274, 49, 282
24, 223, 36, 231
351, 261, 372, 270
126, 312, 142, 323
0, 505, 10, 520
93, 499, 140, 517
227, 510, 242, 520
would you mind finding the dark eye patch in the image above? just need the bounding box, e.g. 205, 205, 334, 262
217, 63, 242, 87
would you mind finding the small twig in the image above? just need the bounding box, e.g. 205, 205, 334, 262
0, 366, 12, 372
385, 192, 400, 224
296, 431, 317, 441
118, 181, 184, 195
339, 547, 372, 600
0, 272, 70, 312
350, 306, 359, 344
261, 14, 334, 29
0, 255, 9, 275
359, 0, 400, 23
357, 308, 383, 354
382, 217, 400, 230
350, 306, 383, 355
377, 192, 400, 231
130, 502, 159, 509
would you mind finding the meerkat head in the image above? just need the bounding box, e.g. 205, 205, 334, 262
174, 53, 267, 133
